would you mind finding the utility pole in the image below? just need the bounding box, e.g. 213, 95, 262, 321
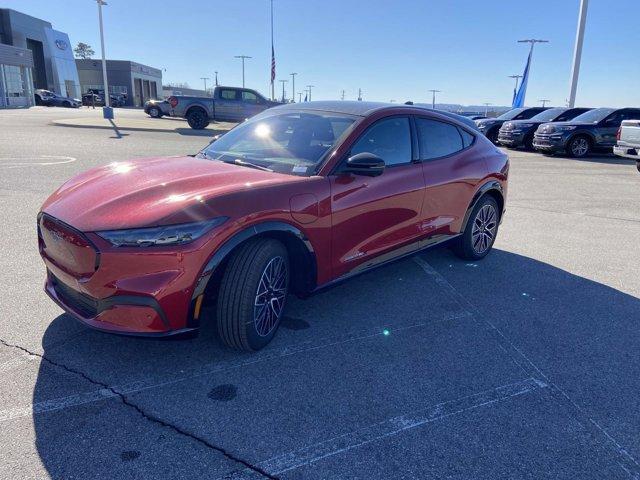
539, 99, 550, 107
290, 72, 297, 102
483, 102, 492, 116
357, 88, 362, 101
95, 0, 112, 118
508, 74, 523, 94
568, 0, 589, 107
200, 77, 210, 94
234, 55, 251, 88
389, 99, 395, 103
306, 85, 315, 101
298, 92, 303, 103
340, 90, 345, 100
214, 71, 218, 86
279, 79, 288, 102
428, 89, 441, 109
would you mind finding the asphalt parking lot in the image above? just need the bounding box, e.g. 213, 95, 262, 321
1, 107, 639, 480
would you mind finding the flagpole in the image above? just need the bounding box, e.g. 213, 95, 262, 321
270, 0, 275, 101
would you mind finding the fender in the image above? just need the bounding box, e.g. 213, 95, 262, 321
190, 221, 317, 303
460, 180, 504, 232
566, 130, 596, 148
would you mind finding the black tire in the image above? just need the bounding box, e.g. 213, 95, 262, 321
216, 238, 289, 351
566, 135, 591, 158
453, 195, 500, 261
62, 101, 71, 108
486, 127, 499, 144
186, 108, 210, 130
148, 106, 162, 118
523, 134, 534, 151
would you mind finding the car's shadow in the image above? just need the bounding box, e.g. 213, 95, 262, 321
30, 247, 640, 478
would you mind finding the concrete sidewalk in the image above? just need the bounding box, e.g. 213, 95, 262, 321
51, 115, 236, 137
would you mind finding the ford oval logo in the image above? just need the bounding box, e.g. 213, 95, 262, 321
55, 40, 68, 50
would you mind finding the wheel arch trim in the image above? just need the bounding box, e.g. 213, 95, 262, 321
460, 181, 504, 232
191, 221, 317, 302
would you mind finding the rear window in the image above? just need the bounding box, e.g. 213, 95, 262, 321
416, 118, 466, 160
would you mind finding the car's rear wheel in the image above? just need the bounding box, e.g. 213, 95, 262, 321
487, 128, 499, 144
523, 134, 534, 151
216, 238, 289, 351
186, 108, 209, 129
62, 101, 71, 108
453, 196, 499, 260
567, 135, 591, 158
148, 106, 162, 118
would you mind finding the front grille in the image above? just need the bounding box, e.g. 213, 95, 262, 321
51, 274, 98, 318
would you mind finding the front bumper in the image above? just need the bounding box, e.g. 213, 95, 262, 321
38, 214, 212, 336
497, 130, 524, 147
533, 133, 566, 152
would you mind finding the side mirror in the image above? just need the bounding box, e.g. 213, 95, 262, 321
342, 152, 385, 177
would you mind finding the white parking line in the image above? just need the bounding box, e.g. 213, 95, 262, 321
0, 155, 76, 169
225, 378, 547, 478
0, 311, 472, 423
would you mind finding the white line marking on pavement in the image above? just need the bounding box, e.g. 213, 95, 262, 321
0, 311, 472, 423
225, 378, 547, 478
0, 155, 76, 169
412, 256, 640, 478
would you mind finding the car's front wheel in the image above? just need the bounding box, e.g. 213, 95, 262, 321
567, 135, 591, 158
453, 196, 500, 260
216, 238, 289, 351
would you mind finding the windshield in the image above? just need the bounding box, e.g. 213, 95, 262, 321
571, 107, 616, 123
496, 108, 526, 120
529, 108, 566, 122
198, 111, 357, 176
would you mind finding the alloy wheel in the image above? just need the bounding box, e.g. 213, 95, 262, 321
253, 256, 287, 337
571, 138, 589, 157
471, 204, 497, 255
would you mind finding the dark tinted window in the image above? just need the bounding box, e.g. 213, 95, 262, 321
416, 118, 464, 160
351, 117, 412, 166
220, 89, 237, 100
622, 110, 640, 121
555, 108, 589, 122
514, 108, 545, 120
459, 128, 475, 148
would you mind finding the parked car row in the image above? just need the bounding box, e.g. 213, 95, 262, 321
477, 106, 640, 159
144, 86, 281, 129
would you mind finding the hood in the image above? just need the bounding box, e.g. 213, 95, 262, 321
41, 156, 303, 231
537, 120, 594, 134
476, 118, 503, 127
502, 120, 542, 130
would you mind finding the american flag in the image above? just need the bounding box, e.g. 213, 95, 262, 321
270, 45, 276, 84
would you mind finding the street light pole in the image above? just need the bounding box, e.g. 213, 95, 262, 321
539, 99, 550, 107
200, 77, 209, 94
306, 85, 315, 101
298, 92, 303, 103
428, 89, 441, 109
568, 0, 589, 107
279, 79, 288, 102
214, 71, 218, 86
516, 39, 548, 106
483, 102, 492, 116
290, 73, 297, 102
508, 74, 523, 93
96, 0, 112, 118
234, 55, 252, 88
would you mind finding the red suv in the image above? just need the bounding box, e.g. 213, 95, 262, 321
38, 102, 508, 351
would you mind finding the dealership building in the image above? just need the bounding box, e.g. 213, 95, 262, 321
0, 8, 79, 107
76, 59, 163, 107
0, 8, 162, 108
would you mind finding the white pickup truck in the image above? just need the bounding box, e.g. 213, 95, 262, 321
614, 119, 640, 171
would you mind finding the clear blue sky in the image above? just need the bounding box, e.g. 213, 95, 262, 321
6, 0, 640, 107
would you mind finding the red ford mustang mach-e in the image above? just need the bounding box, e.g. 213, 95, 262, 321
38, 101, 508, 351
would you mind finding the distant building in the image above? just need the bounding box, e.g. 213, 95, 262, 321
0, 8, 79, 108
76, 59, 163, 107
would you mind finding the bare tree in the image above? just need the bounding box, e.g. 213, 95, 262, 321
74, 42, 95, 59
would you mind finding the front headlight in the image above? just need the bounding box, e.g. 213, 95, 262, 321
555, 126, 577, 131
96, 217, 227, 247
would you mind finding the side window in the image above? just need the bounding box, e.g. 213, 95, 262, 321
555, 110, 575, 122
350, 117, 412, 166
622, 110, 640, 121
603, 111, 624, 127
220, 89, 238, 101
242, 91, 258, 103
416, 117, 464, 160
459, 128, 475, 148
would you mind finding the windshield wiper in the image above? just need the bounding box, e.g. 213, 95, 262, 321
227, 158, 273, 172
